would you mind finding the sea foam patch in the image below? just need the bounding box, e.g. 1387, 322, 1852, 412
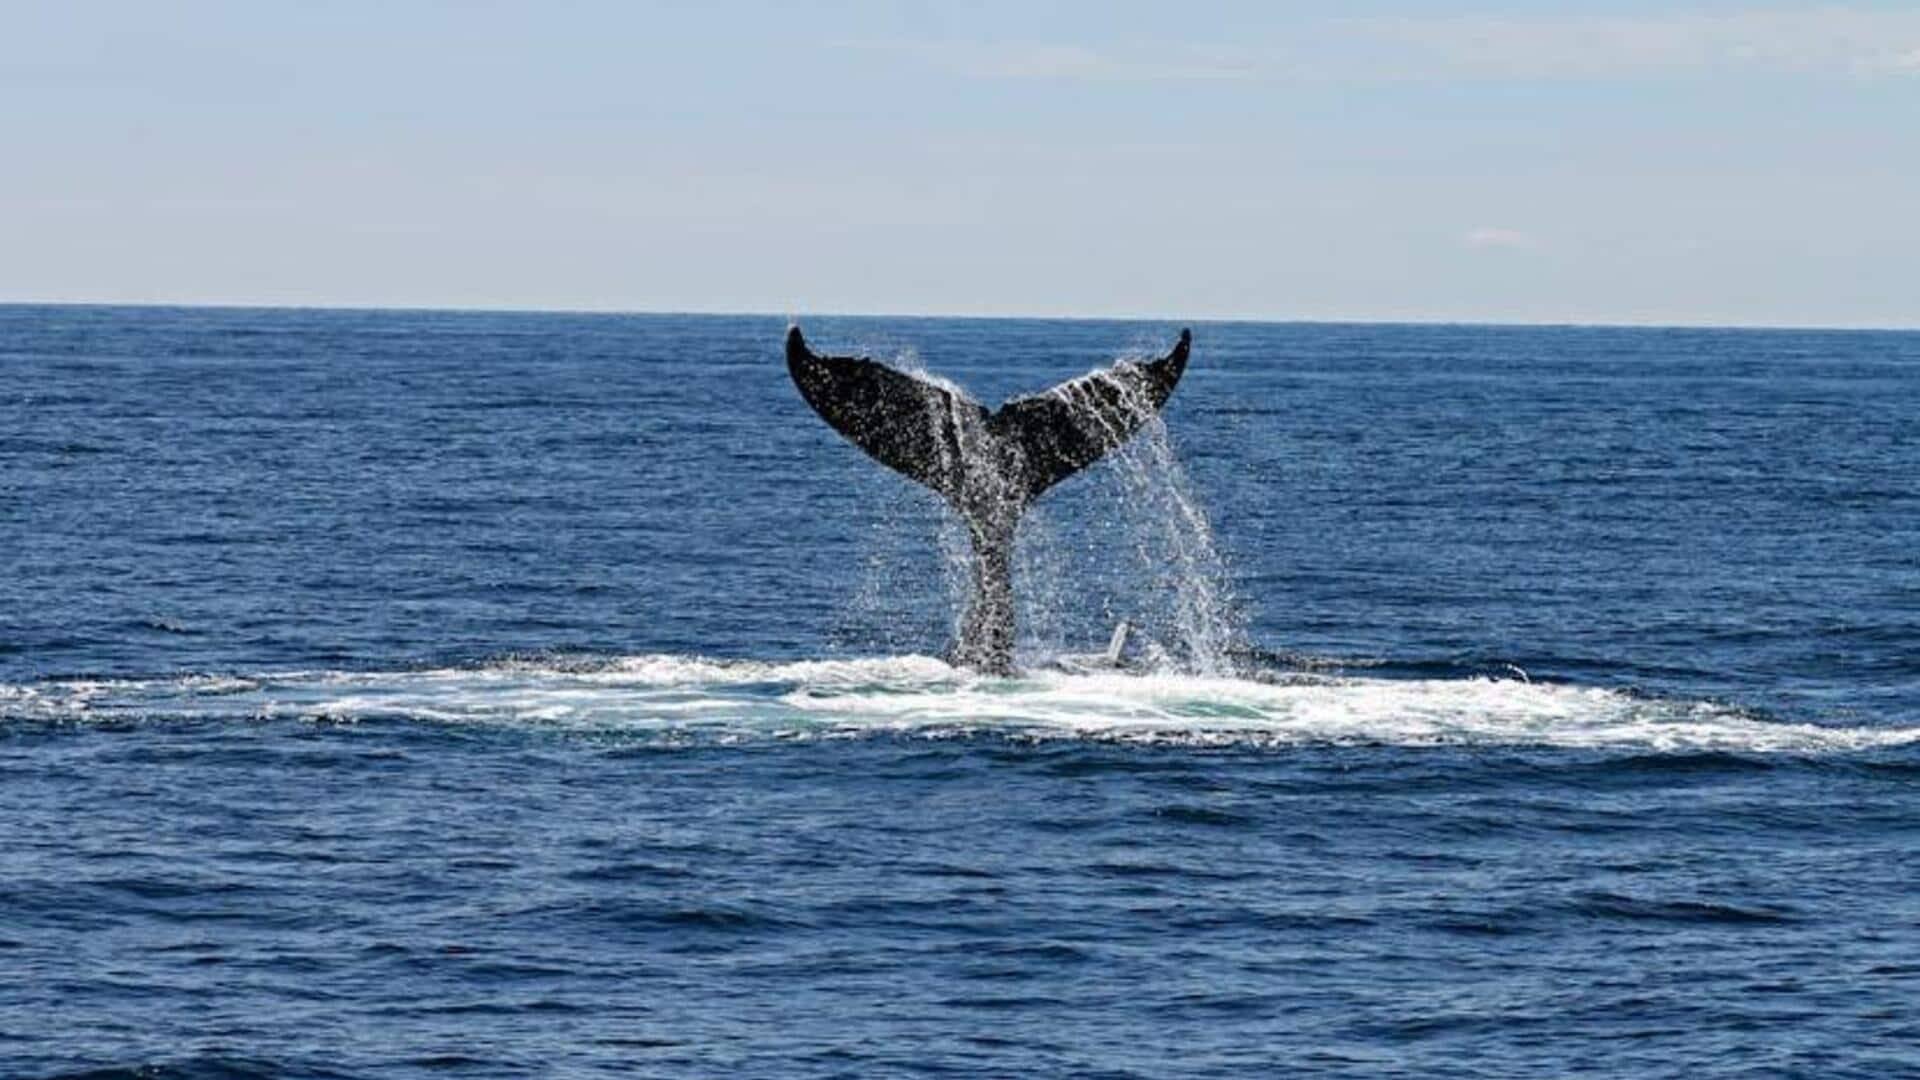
3, 654, 1918, 753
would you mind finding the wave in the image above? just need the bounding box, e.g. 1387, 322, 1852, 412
4, 654, 1916, 754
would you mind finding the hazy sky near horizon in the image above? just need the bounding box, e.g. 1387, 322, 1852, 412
5, 2, 1918, 326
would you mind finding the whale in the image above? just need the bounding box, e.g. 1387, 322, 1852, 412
786, 325, 1191, 674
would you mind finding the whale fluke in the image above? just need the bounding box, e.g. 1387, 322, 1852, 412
784, 328, 986, 503
786, 325, 1191, 674
991, 329, 1188, 500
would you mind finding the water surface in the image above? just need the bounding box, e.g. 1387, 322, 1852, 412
3, 306, 1917, 1076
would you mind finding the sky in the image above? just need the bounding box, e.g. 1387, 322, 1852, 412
4, 1, 1917, 327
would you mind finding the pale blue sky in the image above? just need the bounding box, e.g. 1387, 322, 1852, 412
5, 2, 1917, 326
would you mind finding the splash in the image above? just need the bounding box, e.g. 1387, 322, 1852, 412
1084, 385, 1242, 675
1023, 351, 1243, 674
846, 342, 1243, 674
5, 655, 1917, 754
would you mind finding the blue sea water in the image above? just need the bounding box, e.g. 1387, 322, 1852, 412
3, 304, 1918, 1077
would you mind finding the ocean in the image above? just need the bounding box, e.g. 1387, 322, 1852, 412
3, 305, 1917, 1077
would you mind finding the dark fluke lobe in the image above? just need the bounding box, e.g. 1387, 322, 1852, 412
786, 325, 1191, 673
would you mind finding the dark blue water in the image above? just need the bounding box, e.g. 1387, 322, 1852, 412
4, 305, 1918, 1077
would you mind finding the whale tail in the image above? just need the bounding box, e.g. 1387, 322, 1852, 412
785, 326, 1189, 506
785, 326, 1191, 673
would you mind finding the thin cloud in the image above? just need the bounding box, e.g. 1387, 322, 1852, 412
1345, 9, 1920, 80
1464, 228, 1537, 251
832, 39, 1255, 82
1873, 45, 1920, 74
842, 11, 1920, 86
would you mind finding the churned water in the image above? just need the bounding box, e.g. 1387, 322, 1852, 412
3, 305, 1918, 1077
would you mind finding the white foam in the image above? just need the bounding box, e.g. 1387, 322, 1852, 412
3, 654, 1916, 753
778, 666, 1920, 751
594, 653, 959, 687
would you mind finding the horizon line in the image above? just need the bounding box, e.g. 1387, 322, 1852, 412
2, 298, 1915, 335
